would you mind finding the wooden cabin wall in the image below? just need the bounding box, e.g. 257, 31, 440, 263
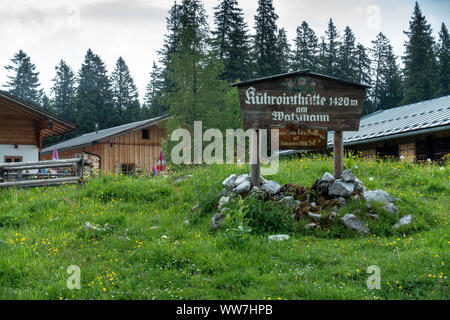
40, 148, 83, 161
100, 125, 167, 173
0, 111, 38, 146
347, 128, 450, 162
40, 124, 167, 174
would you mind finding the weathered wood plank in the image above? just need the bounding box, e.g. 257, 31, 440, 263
0, 177, 81, 188
0, 158, 82, 169
235, 73, 366, 131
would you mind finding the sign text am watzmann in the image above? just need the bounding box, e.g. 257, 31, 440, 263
245, 86, 360, 124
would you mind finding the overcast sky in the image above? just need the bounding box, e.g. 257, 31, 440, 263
0, 0, 448, 102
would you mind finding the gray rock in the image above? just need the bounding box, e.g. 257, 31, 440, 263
268, 234, 290, 241
260, 176, 269, 184
363, 190, 395, 206
250, 186, 260, 193
191, 205, 201, 212
222, 174, 238, 190
261, 180, 282, 195
280, 196, 295, 208
316, 181, 332, 194
218, 196, 230, 210
329, 180, 355, 197
235, 174, 250, 186
219, 188, 232, 197
367, 213, 380, 220
308, 212, 322, 221
328, 212, 338, 221
210, 212, 226, 230
233, 180, 251, 194
354, 178, 365, 192
383, 203, 399, 215
393, 214, 413, 229
337, 197, 347, 206
342, 170, 355, 183
364, 190, 398, 215
310, 202, 317, 207
340, 214, 369, 234
304, 223, 320, 229
321, 172, 335, 183
175, 174, 193, 183
295, 200, 302, 206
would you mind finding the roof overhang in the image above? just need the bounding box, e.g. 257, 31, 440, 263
0, 90, 78, 137
327, 124, 450, 148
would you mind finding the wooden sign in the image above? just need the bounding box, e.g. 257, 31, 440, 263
232, 70, 367, 132
278, 124, 327, 150
232, 70, 369, 184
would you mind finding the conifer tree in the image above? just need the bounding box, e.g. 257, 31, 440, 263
338, 26, 357, 81
76, 49, 114, 133
111, 57, 141, 124
370, 33, 403, 112
323, 19, 340, 76
370, 32, 390, 112
40, 93, 53, 112
157, 2, 182, 100
4, 50, 42, 105
436, 23, 450, 97
317, 36, 327, 74
292, 21, 318, 71
253, 0, 280, 76
276, 28, 292, 73
212, 0, 251, 81
51, 60, 77, 122
167, 0, 214, 125
402, 2, 438, 104
380, 48, 403, 109
355, 44, 371, 86
355, 43, 373, 115
144, 61, 165, 118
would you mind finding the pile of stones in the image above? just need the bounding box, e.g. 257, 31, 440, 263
211, 170, 412, 235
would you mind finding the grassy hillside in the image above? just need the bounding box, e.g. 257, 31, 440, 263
0, 155, 448, 300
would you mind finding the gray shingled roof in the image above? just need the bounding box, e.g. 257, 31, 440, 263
41, 114, 170, 153
327, 95, 450, 146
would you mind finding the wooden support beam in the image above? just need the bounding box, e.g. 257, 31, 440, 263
0, 158, 82, 169
250, 129, 261, 187
0, 177, 81, 188
333, 131, 344, 179
4, 163, 77, 171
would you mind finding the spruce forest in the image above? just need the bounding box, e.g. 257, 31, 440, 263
2, 1, 449, 138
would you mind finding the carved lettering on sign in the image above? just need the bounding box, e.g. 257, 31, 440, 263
278, 124, 327, 150
234, 72, 367, 132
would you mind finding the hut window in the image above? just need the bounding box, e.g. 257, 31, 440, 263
4, 156, 22, 163
121, 164, 135, 175
142, 129, 149, 140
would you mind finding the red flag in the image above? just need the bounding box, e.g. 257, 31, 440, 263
156, 150, 165, 171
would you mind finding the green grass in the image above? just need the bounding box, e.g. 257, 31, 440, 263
0, 155, 448, 300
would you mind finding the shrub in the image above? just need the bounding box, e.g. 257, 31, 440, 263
243, 195, 294, 235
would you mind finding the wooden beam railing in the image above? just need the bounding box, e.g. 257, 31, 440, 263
0, 157, 92, 188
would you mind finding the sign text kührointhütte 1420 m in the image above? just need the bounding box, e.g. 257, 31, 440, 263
232, 70, 369, 186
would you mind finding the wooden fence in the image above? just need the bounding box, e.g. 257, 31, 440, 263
0, 157, 91, 188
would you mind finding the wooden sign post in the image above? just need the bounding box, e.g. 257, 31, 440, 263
250, 129, 261, 186
333, 131, 343, 178
232, 70, 368, 183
